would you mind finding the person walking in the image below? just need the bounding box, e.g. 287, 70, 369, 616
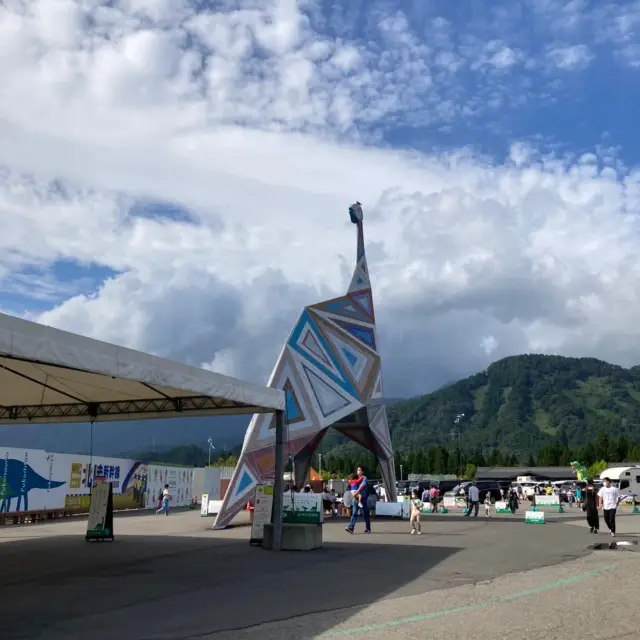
484, 494, 492, 517
409, 490, 422, 534
430, 485, 440, 514
464, 481, 480, 518
156, 484, 170, 516
598, 477, 620, 537
345, 466, 371, 534
583, 478, 599, 534
508, 488, 519, 515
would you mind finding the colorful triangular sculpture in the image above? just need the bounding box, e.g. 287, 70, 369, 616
214, 202, 397, 529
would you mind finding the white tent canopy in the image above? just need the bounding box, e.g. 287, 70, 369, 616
0, 312, 285, 424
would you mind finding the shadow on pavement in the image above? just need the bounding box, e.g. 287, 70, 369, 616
0, 530, 460, 640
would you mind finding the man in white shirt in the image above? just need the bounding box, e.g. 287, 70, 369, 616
597, 477, 620, 536
465, 482, 480, 518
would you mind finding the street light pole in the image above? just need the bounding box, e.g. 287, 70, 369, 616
453, 413, 465, 472
318, 453, 322, 476
207, 437, 215, 466
400, 464, 403, 482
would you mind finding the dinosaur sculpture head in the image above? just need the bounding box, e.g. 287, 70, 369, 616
348, 201, 363, 224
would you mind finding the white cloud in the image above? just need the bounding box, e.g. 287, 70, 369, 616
1, 0, 640, 398
546, 44, 594, 71
481, 336, 498, 356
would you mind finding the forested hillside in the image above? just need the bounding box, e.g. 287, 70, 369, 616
322, 355, 640, 472
387, 354, 640, 453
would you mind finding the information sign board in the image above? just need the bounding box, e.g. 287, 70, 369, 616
86, 482, 114, 541
250, 484, 274, 544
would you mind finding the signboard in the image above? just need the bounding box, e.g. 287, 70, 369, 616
534, 494, 563, 511
0, 448, 195, 517
283, 492, 323, 524
61, 454, 143, 512
402, 496, 411, 520
86, 482, 114, 541
207, 499, 224, 515
200, 493, 209, 517
524, 510, 545, 524
443, 495, 467, 509
250, 484, 274, 544
146, 465, 193, 508
495, 501, 511, 513
0, 447, 70, 513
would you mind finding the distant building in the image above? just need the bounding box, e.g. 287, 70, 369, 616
476, 467, 577, 482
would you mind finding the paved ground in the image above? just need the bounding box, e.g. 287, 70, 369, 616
0, 507, 639, 639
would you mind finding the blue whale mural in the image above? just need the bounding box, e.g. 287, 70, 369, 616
0, 458, 66, 513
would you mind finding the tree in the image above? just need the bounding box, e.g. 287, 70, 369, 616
630, 444, 640, 461
587, 460, 608, 479
488, 449, 501, 467
432, 447, 445, 474
595, 431, 610, 461
463, 463, 477, 480
616, 435, 630, 461
214, 454, 237, 467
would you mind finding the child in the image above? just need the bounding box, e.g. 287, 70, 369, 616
410, 490, 422, 535
484, 494, 492, 517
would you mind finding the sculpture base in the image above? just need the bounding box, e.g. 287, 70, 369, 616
262, 523, 323, 551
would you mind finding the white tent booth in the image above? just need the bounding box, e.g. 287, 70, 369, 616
0, 312, 287, 549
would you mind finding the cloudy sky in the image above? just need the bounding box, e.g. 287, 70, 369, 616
1, 0, 640, 398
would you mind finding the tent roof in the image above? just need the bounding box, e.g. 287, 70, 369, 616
0, 312, 285, 424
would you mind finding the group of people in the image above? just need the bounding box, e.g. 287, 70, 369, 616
582, 477, 621, 536
522, 477, 622, 536
292, 470, 625, 538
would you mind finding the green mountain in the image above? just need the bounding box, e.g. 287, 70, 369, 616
387, 354, 640, 456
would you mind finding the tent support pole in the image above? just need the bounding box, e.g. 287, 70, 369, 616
272, 409, 285, 551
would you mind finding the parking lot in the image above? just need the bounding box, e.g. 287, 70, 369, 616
0, 508, 639, 639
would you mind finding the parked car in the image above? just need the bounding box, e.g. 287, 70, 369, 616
396, 481, 411, 496
445, 481, 507, 504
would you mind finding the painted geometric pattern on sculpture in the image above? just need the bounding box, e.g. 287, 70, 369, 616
349, 257, 371, 293
256, 351, 316, 443
367, 404, 394, 457
312, 292, 372, 324
318, 317, 379, 398
329, 317, 377, 352
350, 289, 375, 321
288, 309, 359, 400
298, 360, 355, 421
247, 448, 276, 478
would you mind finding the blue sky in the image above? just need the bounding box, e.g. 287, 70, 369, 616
1, 0, 640, 395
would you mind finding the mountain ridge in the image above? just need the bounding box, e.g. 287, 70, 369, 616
386, 354, 640, 455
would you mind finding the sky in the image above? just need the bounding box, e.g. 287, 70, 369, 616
2, 0, 640, 398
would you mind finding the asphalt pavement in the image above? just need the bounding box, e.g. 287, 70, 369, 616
0, 506, 638, 640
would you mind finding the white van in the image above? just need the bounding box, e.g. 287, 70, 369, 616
599, 466, 640, 504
